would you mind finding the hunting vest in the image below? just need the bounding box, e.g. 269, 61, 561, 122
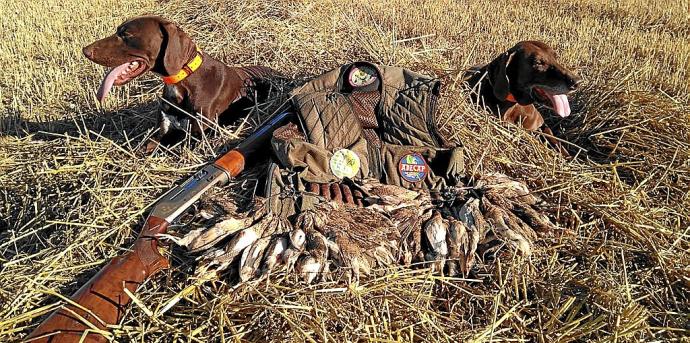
267, 62, 464, 216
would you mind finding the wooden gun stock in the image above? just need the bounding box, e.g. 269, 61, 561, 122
25, 110, 292, 342
26, 217, 170, 342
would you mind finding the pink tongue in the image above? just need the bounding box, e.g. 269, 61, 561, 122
546, 93, 571, 117
96, 63, 131, 102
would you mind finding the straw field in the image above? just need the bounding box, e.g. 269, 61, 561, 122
1, 0, 689, 342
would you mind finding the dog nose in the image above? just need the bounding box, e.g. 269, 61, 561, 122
82, 46, 94, 59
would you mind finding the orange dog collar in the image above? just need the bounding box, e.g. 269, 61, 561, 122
505, 93, 517, 103
162, 48, 203, 84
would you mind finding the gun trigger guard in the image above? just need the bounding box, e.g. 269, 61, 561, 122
134, 237, 170, 276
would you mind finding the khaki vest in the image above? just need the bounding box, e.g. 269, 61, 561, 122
271, 62, 464, 191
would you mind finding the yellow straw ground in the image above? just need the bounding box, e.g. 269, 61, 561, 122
1, 0, 688, 341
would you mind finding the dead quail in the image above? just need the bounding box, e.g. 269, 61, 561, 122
292, 203, 332, 281
283, 228, 306, 272
508, 200, 558, 234
159, 217, 253, 253
474, 172, 540, 205
454, 198, 487, 274
422, 211, 449, 272
203, 227, 258, 272
261, 234, 290, 273
195, 195, 240, 220
481, 200, 535, 256
239, 236, 272, 281
295, 255, 321, 283
205, 212, 278, 272
446, 218, 468, 276
295, 230, 330, 282
358, 179, 423, 211
392, 205, 433, 265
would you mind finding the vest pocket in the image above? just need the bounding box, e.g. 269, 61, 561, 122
379, 144, 465, 190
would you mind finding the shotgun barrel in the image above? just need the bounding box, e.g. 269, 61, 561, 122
26, 110, 292, 342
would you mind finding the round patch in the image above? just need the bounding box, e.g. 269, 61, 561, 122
398, 152, 428, 183
348, 65, 378, 88
330, 149, 361, 179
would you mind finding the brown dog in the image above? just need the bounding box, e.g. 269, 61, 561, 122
82, 16, 279, 152
465, 41, 581, 155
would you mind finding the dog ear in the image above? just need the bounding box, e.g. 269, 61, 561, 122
488, 51, 516, 101
159, 21, 195, 76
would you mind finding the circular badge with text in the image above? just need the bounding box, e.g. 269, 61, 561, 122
348, 65, 378, 88
398, 152, 428, 183
330, 148, 361, 179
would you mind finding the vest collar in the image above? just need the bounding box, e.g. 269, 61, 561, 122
162, 48, 203, 85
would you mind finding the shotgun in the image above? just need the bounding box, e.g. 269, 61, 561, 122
26, 109, 293, 343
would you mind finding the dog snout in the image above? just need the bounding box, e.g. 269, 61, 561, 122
567, 74, 582, 91
82, 45, 95, 60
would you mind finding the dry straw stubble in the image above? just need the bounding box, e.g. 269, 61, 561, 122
1, 0, 689, 342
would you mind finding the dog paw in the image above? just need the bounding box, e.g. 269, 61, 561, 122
141, 139, 160, 155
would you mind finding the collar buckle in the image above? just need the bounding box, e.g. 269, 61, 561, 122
162, 48, 203, 85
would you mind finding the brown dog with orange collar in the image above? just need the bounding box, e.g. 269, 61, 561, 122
465, 41, 581, 156
82, 16, 279, 153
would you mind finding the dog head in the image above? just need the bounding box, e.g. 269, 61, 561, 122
488, 41, 581, 117
82, 16, 196, 102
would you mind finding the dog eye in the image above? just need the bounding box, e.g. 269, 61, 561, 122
116, 30, 132, 40
533, 59, 547, 70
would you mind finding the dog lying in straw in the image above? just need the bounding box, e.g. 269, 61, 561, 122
82, 16, 279, 153
465, 41, 581, 156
